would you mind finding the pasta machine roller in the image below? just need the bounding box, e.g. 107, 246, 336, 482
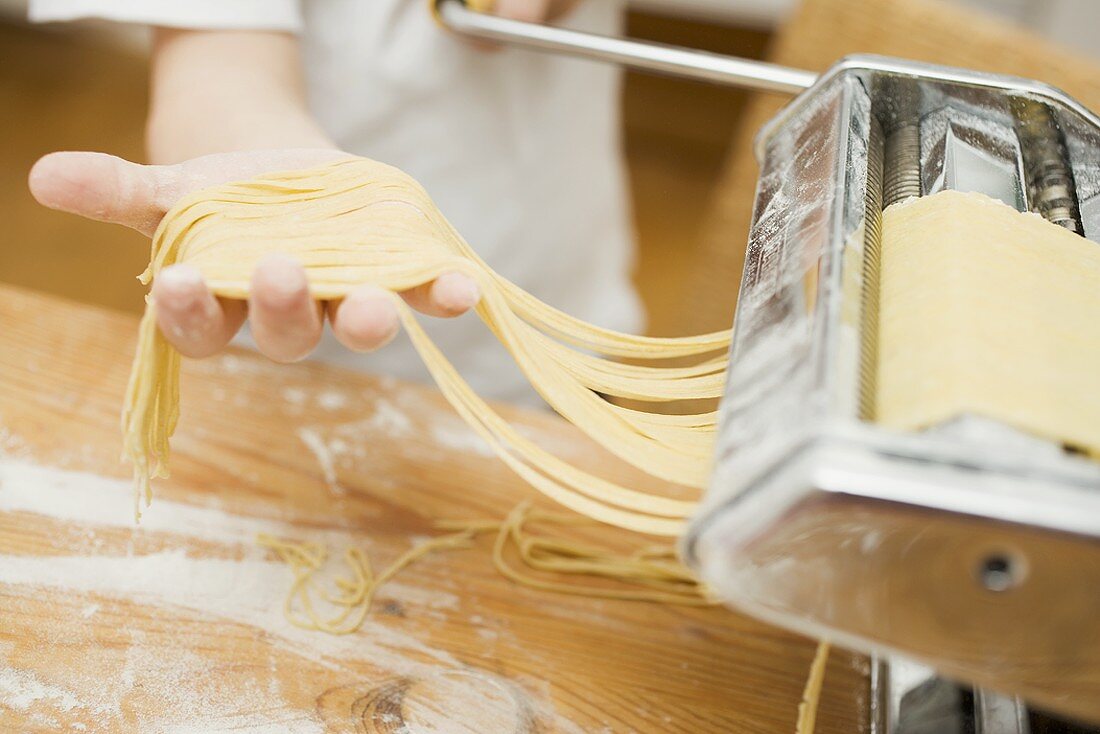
435, 1, 1100, 730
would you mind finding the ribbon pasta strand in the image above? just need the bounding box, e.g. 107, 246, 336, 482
123, 157, 730, 531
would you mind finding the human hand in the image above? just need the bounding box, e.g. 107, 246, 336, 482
490, 0, 582, 23
28, 149, 481, 361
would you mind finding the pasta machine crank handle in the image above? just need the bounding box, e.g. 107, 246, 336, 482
433, 0, 817, 94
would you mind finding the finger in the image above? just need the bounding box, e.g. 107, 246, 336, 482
152, 265, 247, 358
400, 271, 480, 318
328, 286, 401, 353
28, 152, 167, 236
248, 255, 324, 363
491, 0, 553, 22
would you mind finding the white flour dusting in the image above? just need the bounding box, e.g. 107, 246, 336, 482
429, 422, 494, 458
290, 395, 420, 490
296, 427, 343, 494
192, 353, 277, 378
0, 460, 462, 671
317, 390, 349, 412
122, 644, 323, 734
158, 721, 320, 734
0, 457, 581, 733
0, 419, 33, 459
382, 582, 460, 612
362, 398, 412, 436
0, 550, 461, 676
0, 461, 309, 546
1, 629, 321, 734
280, 387, 348, 413
282, 387, 307, 406
0, 668, 81, 712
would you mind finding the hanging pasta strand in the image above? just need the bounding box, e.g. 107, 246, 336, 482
796, 641, 832, 734
123, 157, 731, 529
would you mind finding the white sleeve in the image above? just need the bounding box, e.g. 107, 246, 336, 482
28, 0, 303, 32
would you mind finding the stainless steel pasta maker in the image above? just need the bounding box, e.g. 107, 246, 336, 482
435, 1, 1100, 730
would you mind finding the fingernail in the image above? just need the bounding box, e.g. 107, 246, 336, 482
372, 321, 400, 352
441, 272, 480, 309
156, 267, 208, 320
259, 255, 308, 300
158, 264, 203, 291
343, 288, 400, 352
154, 268, 216, 344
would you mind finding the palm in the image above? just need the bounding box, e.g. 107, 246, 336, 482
28, 149, 480, 361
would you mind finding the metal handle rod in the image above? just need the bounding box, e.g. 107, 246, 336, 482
436, 0, 816, 95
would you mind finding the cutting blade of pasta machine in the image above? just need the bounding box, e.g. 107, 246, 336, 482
434, 1, 1100, 728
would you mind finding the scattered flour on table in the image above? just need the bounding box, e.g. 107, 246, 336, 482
382, 582, 460, 611
122, 644, 322, 734
0, 548, 493, 733
206, 385, 250, 409
429, 420, 494, 458
281, 386, 348, 413
0, 461, 322, 547
0, 668, 81, 712
362, 397, 413, 435
292, 396, 418, 486
157, 721, 320, 734
282, 387, 308, 406
192, 353, 280, 378
317, 389, 349, 412
0, 460, 460, 672
296, 426, 343, 494
0, 667, 119, 732
0, 420, 33, 459
0, 457, 583, 733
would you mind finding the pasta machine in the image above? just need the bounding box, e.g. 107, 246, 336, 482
434, 1, 1100, 731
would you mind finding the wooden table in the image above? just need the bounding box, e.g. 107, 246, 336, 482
0, 285, 868, 733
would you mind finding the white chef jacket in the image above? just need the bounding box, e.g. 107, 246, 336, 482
29, 0, 642, 404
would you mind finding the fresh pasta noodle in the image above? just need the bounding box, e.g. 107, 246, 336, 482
257, 529, 480, 634
444, 501, 720, 606
258, 502, 716, 635
123, 157, 728, 532
796, 641, 831, 734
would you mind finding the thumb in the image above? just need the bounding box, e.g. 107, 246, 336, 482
28, 152, 171, 237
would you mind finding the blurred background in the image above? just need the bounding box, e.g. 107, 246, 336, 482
2, 0, 1099, 337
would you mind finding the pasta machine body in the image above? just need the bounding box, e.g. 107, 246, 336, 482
682, 56, 1100, 727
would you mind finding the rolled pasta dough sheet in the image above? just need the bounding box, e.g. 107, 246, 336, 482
877, 189, 1100, 456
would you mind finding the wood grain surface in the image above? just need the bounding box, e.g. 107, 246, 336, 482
0, 285, 869, 733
